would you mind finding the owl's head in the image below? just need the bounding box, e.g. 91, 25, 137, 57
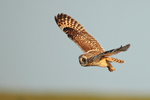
79, 55, 88, 66
79, 53, 102, 67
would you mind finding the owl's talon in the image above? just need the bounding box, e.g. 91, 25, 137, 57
109, 68, 116, 72
107, 63, 116, 72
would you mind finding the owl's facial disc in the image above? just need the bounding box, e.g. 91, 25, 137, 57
79, 55, 88, 66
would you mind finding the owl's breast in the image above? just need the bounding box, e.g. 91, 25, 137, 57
98, 57, 108, 67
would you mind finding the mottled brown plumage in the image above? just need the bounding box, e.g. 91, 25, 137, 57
55, 13, 104, 53
55, 13, 130, 72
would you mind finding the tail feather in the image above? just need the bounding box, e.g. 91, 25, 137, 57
106, 57, 125, 63
54, 13, 86, 32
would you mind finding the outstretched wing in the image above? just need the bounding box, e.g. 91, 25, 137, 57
101, 44, 130, 56
93, 44, 130, 60
54, 13, 104, 53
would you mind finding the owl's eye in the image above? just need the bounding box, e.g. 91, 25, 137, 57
82, 58, 86, 62
79, 56, 87, 66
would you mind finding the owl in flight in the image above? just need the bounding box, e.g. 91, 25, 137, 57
55, 13, 130, 72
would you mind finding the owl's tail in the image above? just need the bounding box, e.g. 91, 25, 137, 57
54, 13, 86, 33
106, 57, 125, 63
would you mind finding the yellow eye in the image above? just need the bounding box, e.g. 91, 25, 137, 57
82, 58, 86, 62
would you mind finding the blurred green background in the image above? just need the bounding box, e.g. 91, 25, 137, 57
0, 0, 150, 99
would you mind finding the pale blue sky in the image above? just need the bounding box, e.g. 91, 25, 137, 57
0, 0, 150, 95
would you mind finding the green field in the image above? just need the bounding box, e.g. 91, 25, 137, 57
0, 93, 149, 100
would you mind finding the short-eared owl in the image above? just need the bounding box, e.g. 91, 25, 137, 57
55, 13, 130, 72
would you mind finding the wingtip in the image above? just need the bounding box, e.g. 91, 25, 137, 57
121, 44, 131, 51
129, 44, 131, 47
126, 44, 131, 47
126, 44, 131, 50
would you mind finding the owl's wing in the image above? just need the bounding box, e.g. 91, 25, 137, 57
54, 13, 104, 53
93, 44, 130, 60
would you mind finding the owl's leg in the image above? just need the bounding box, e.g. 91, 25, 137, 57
107, 62, 116, 72
106, 57, 125, 63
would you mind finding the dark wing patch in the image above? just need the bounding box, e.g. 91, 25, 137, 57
55, 13, 104, 53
